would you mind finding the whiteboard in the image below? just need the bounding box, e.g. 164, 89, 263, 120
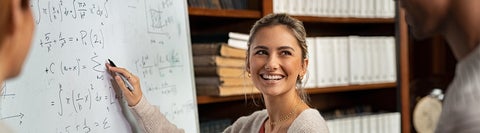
0, 0, 199, 132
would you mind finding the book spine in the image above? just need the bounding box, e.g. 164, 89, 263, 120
228, 32, 249, 41
193, 56, 218, 67
194, 67, 219, 76
304, 37, 317, 88
227, 38, 248, 50
196, 85, 220, 96
191, 43, 222, 56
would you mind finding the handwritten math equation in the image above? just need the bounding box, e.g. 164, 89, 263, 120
134, 51, 182, 79
31, 0, 110, 24
38, 29, 105, 53
43, 52, 104, 78
51, 83, 117, 116
55, 117, 112, 133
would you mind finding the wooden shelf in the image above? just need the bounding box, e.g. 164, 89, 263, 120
188, 7, 261, 19
197, 82, 397, 104
305, 83, 397, 93
188, 8, 394, 23
293, 16, 395, 23
197, 94, 261, 105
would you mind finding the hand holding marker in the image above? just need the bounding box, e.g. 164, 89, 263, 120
108, 59, 135, 91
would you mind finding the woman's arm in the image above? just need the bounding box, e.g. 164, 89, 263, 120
130, 97, 184, 133
106, 63, 184, 133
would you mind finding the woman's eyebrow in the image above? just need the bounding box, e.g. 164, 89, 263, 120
253, 45, 268, 50
277, 46, 295, 51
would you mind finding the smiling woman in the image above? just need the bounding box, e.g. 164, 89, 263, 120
106, 13, 329, 133
246, 14, 310, 106
234, 13, 328, 133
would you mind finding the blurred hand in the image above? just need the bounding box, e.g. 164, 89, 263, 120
106, 63, 142, 106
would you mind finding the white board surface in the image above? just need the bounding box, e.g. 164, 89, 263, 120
0, 0, 199, 132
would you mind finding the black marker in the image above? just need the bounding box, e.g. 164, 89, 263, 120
108, 59, 134, 91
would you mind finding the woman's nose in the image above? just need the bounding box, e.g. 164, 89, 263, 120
264, 55, 279, 71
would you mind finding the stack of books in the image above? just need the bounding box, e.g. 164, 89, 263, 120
191, 32, 259, 96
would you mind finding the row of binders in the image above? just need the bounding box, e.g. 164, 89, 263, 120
188, 0, 248, 10
273, 0, 396, 18
302, 36, 397, 89
326, 112, 401, 133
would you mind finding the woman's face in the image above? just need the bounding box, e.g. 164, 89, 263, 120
248, 25, 307, 97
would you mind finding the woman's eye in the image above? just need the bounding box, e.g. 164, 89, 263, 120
281, 51, 292, 55
255, 50, 267, 55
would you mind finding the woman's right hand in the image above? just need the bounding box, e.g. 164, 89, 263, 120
106, 63, 143, 107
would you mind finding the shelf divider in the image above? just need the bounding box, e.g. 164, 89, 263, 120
197, 82, 397, 104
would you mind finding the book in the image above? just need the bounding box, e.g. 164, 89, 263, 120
228, 32, 249, 41
348, 36, 363, 85
191, 32, 249, 50
191, 43, 246, 59
316, 37, 336, 87
194, 66, 246, 77
195, 76, 253, 87
303, 37, 317, 88
196, 85, 259, 96
193, 56, 245, 68
191, 32, 248, 43
227, 38, 248, 50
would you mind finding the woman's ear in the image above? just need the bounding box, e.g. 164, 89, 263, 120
245, 58, 250, 73
301, 58, 309, 76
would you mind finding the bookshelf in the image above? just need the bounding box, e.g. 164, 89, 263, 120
198, 83, 396, 104
398, 8, 411, 133
188, 7, 261, 18
188, 7, 395, 23
293, 16, 394, 23
189, 0, 410, 132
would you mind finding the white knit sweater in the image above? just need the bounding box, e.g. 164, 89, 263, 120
224, 108, 329, 133
131, 97, 329, 133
